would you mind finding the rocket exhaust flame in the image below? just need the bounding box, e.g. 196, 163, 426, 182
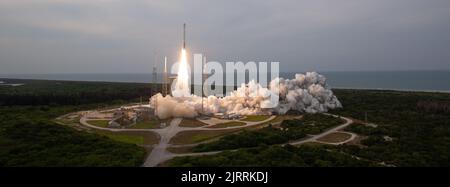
171, 23, 190, 97
149, 23, 342, 119
171, 48, 191, 97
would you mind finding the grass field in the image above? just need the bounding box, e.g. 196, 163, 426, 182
86, 120, 110, 128
169, 129, 240, 145
241, 115, 270, 122
179, 118, 208, 127
256, 115, 301, 127
131, 120, 159, 129
208, 121, 246, 128
167, 146, 195, 154
91, 130, 144, 145
317, 132, 352, 143
129, 118, 172, 129
298, 142, 328, 147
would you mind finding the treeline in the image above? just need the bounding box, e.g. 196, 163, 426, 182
0, 79, 159, 106
331, 89, 450, 167
0, 106, 146, 166
0, 79, 152, 166
179, 89, 450, 167
417, 100, 450, 113
282, 114, 345, 135
169, 144, 378, 167
0, 91, 146, 105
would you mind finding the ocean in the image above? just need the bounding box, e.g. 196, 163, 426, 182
1, 70, 450, 92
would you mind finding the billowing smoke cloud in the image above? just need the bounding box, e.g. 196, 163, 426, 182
149, 72, 342, 119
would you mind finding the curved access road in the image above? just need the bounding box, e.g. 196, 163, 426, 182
290, 114, 355, 145
166, 114, 357, 160
78, 109, 356, 167
78, 110, 276, 167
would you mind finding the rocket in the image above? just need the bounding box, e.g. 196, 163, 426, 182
183, 23, 186, 49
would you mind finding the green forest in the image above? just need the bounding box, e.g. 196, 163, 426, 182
331, 89, 450, 167
1, 78, 449, 167
169, 89, 450, 167
0, 79, 158, 105
169, 144, 379, 167
0, 79, 154, 166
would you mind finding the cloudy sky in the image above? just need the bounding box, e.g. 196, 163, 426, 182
1, 0, 449, 74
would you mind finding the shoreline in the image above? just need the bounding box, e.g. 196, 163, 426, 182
331, 87, 450, 94
1, 77, 450, 94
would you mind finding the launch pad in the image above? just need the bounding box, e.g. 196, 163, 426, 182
149, 24, 341, 121
67, 24, 345, 166
66, 22, 345, 166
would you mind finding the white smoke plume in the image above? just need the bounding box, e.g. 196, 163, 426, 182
149, 72, 342, 119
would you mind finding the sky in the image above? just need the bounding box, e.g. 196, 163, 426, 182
0, 0, 450, 74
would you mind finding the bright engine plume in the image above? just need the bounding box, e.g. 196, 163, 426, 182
149, 23, 341, 119
171, 48, 190, 97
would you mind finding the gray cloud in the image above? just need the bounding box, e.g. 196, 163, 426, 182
1, 0, 450, 74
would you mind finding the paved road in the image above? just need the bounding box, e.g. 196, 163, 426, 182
79, 113, 276, 133
79, 110, 276, 167
78, 109, 355, 167
165, 114, 357, 158
290, 114, 355, 145
80, 116, 160, 133
143, 118, 182, 167
315, 131, 357, 145
142, 116, 277, 166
